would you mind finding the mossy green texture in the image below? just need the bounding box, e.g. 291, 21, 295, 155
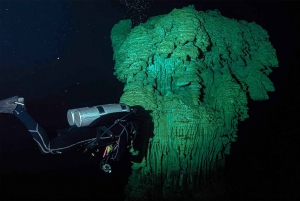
111, 5, 278, 200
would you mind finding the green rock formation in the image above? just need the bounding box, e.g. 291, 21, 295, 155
111, 5, 278, 200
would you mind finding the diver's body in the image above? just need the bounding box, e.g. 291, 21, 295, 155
0, 96, 138, 164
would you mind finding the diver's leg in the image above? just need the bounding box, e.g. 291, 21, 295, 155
13, 103, 101, 154
13, 104, 100, 154
13, 104, 52, 154
1, 96, 104, 154
49, 126, 99, 153
0, 96, 55, 154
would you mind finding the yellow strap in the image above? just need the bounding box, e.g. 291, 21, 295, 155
106, 145, 113, 154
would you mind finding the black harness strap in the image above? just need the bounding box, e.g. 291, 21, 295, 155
98, 126, 114, 139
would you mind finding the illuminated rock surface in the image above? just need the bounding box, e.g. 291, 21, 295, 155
111, 5, 278, 200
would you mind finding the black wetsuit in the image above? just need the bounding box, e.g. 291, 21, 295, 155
13, 104, 137, 161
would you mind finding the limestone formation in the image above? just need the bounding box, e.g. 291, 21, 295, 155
110, 5, 278, 200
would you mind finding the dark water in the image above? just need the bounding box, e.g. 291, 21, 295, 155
1, 1, 298, 200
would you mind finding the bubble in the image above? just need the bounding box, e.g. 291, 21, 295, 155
119, 0, 153, 26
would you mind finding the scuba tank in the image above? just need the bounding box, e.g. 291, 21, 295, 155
67, 103, 131, 128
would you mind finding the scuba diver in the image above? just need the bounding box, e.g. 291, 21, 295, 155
0, 96, 140, 173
